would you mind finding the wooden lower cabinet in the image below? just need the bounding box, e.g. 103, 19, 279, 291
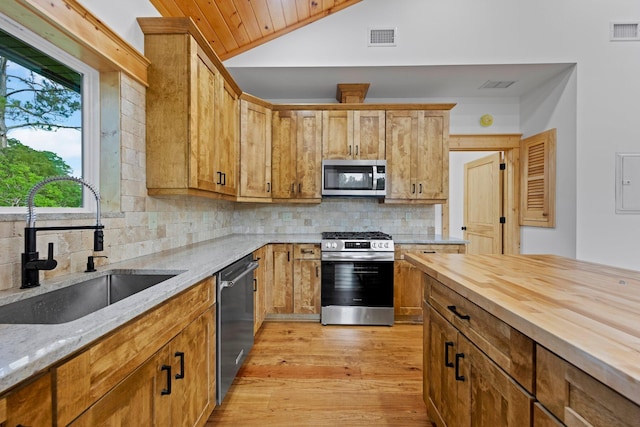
253, 245, 272, 334
55, 277, 215, 426
536, 345, 640, 427
267, 243, 321, 316
269, 244, 294, 313
292, 244, 321, 314
70, 308, 215, 427
395, 244, 465, 322
0, 373, 52, 426
426, 306, 533, 427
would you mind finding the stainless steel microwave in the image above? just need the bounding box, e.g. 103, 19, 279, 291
321, 160, 386, 197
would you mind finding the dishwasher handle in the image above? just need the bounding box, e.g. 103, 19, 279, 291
220, 261, 259, 289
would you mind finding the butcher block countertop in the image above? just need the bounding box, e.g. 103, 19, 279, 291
404, 253, 640, 406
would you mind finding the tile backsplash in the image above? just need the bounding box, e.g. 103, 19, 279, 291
233, 198, 435, 235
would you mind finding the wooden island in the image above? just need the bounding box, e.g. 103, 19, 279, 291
405, 253, 640, 427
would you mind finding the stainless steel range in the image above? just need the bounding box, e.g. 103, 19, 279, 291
320, 231, 394, 326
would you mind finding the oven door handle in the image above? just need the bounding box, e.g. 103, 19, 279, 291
321, 252, 394, 262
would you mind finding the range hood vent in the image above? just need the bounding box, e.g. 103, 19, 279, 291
368, 28, 397, 46
610, 22, 640, 40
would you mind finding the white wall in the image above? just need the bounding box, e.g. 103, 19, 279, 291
225, 0, 640, 270
76, 0, 160, 53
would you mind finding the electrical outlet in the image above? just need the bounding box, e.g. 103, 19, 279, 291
149, 212, 157, 229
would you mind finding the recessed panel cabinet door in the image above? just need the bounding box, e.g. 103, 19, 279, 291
296, 111, 322, 199
1, 373, 52, 427
386, 110, 418, 199
272, 110, 298, 199
195, 56, 218, 192
240, 99, 272, 199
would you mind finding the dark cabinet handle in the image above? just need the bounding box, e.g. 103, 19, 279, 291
266, 182, 271, 193
301, 249, 314, 254
448, 305, 470, 320
412, 184, 416, 194
445, 341, 454, 368
461, 226, 467, 231
161, 364, 172, 395
422, 251, 436, 254
455, 353, 465, 381
348, 145, 352, 155
222, 173, 226, 186
216, 171, 222, 185
253, 278, 258, 292
291, 183, 295, 193
175, 352, 185, 379
316, 266, 319, 277
355, 145, 359, 156
419, 183, 423, 194
298, 183, 302, 193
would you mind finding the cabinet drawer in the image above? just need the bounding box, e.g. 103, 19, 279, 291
395, 244, 465, 260
536, 345, 640, 427
427, 275, 534, 393
293, 244, 320, 259
55, 277, 214, 426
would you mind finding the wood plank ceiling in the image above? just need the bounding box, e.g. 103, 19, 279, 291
149, 0, 362, 60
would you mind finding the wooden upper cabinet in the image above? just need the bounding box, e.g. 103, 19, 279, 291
239, 98, 272, 201
215, 77, 239, 196
385, 110, 449, 203
272, 110, 322, 201
520, 129, 556, 228
322, 110, 385, 159
142, 27, 240, 200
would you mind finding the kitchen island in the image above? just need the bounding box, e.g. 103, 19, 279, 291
405, 252, 640, 426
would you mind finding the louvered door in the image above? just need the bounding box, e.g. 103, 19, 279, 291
520, 129, 556, 227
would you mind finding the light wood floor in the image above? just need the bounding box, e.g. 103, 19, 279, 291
206, 321, 429, 426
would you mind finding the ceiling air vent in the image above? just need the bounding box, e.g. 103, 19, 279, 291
610, 22, 640, 41
368, 28, 397, 47
479, 80, 517, 89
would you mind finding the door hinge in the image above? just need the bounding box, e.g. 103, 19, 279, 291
500, 217, 506, 224
500, 163, 506, 170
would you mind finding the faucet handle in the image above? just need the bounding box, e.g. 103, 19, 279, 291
40, 242, 58, 270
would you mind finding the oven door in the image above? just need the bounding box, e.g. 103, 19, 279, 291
321, 259, 394, 307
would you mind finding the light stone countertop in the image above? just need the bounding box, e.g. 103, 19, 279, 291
0, 232, 465, 394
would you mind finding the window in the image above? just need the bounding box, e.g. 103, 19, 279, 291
0, 13, 99, 214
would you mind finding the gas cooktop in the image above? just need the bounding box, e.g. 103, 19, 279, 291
321, 231, 392, 241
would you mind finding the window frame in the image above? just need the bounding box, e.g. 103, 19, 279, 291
0, 12, 100, 216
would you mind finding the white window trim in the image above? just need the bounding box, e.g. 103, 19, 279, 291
0, 12, 100, 216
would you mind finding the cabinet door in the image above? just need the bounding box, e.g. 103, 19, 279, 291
253, 245, 271, 334
427, 306, 459, 427
322, 110, 353, 159
457, 333, 533, 427
1, 373, 52, 427
269, 244, 293, 313
170, 308, 215, 427
215, 77, 239, 196
415, 111, 448, 200
194, 54, 218, 192
296, 111, 323, 199
354, 110, 385, 159
394, 259, 423, 320
240, 99, 272, 199
386, 110, 418, 199
70, 354, 167, 426
272, 110, 297, 199
293, 259, 321, 314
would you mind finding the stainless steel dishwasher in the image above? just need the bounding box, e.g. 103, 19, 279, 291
216, 253, 259, 404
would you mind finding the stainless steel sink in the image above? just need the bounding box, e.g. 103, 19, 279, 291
0, 272, 179, 324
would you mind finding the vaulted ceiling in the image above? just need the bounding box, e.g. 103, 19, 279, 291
149, 0, 362, 60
